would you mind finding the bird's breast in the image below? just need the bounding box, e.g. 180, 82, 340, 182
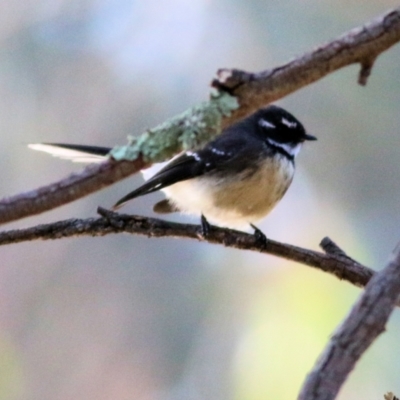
164, 156, 295, 228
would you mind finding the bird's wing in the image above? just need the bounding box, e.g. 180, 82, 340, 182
113, 152, 209, 208
28, 143, 111, 163
113, 133, 250, 209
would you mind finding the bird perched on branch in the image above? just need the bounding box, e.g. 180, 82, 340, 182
29, 105, 316, 238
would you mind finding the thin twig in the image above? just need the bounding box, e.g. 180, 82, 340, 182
298, 242, 400, 400
0, 207, 374, 291
320, 236, 359, 264
358, 56, 376, 85
0, 7, 399, 225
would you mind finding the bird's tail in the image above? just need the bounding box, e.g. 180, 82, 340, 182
28, 143, 111, 163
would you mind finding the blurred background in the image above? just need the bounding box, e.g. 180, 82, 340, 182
0, 0, 400, 399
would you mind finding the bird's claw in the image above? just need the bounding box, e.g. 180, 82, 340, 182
251, 224, 268, 248
200, 214, 211, 238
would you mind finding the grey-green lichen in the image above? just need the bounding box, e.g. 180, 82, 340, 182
110, 89, 239, 163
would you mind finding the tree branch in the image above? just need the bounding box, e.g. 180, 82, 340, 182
0, 159, 146, 225
298, 242, 400, 400
0, 207, 374, 291
320, 236, 359, 264
385, 393, 400, 400
215, 7, 400, 125
0, 7, 399, 225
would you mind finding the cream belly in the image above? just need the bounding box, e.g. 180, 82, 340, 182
162, 156, 294, 229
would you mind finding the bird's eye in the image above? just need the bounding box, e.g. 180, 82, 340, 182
259, 119, 276, 129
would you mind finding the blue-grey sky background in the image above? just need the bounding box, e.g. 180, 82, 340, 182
0, 1, 400, 399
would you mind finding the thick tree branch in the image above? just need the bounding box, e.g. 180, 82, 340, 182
0, 207, 374, 290
0, 159, 146, 225
216, 8, 400, 125
0, 7, 399, 225
298, 242, 400, 400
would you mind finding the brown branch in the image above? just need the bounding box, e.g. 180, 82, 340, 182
0, 207, 374, 290
0, 7, 399, 226
298, 242, 400, 400
0, 158, 146, 225
385, 393, 400, 400
320, 236, 359, 264
216, 7, 400, 126
358, 55, 377, 86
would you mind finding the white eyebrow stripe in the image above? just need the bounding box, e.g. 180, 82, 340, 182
259, 118, 276, 129
281, 117, 297, 128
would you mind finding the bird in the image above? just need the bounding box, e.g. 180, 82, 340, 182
29, 105, 316, 237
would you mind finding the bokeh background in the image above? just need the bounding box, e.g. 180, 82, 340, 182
0, 1, 400, 399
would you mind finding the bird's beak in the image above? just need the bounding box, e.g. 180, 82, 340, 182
304, 133, 317, 141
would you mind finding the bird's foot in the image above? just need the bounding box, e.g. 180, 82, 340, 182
200, 214, 211, 239
250, 224, 268, 249
97, 206, 124, 229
